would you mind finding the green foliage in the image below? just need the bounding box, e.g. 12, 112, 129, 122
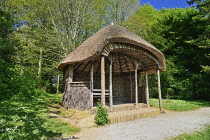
1, 0, 140, 96
170, 124, 210, 140
0, 10, 18, 98
123, 4, 160, 41
94, 101, 110, 126
1, 0, 209, 102
150, 98, 210, 111
0, 94, 79, 140
123, 4, 210, 100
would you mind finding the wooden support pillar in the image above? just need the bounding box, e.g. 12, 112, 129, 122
101, 56, 105, 106
138, 73, 142, 103
145, 71, 150, 106
135, 63, 139, 109
68, 64, 73, 82
109, 57, 113, 112
157, 69, 163, 113
130, 74, 133, 103
90, 62, 94, 109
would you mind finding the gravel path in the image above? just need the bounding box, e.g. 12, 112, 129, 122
74, 107, 210, 140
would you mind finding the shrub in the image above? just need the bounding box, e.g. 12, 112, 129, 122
94, 101, 110, 126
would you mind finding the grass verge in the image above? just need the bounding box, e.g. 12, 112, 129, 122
150, 99, 210, 139
0, 93, 80, 140
150, 98, 210, 111
169, 124, 210, 140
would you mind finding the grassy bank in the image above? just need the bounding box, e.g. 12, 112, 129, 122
150, 99, 210, 111
150, 98, 210, 140
0, 93, 80, 140
170, 124, 210, 140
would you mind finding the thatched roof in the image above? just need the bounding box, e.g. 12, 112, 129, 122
58, 25, 166, 73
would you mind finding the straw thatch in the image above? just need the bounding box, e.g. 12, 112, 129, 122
58, 25, 166, 73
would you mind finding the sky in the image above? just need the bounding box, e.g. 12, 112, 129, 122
140, 0, 193, 9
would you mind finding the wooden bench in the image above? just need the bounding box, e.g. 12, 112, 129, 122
93, 89, 110, 96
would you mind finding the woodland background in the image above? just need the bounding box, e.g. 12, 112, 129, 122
0, 0, 210, 100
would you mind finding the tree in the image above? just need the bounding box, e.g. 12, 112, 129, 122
123, 4, 210, 99
108, 0, 139, 25
2, 0, 140, 94
0, 10, 16, 99
187, 0, 210, 73
156, 7, 210, 99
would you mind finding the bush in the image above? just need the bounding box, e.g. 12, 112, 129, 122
94, 101, 110, 126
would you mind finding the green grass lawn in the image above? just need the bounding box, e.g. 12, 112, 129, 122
1, 95, 209, 140
0, 93, 80, 140
170, 124, 210, 140
150, 98, 210, 140
150, 98, 210, 111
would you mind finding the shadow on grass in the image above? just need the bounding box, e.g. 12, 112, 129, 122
0, 94, 79, 140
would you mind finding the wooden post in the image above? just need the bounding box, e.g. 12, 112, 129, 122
145, 71, 150, 106
90, 61, 94, 109
101, 56, 105, 106
109, 57, 113, 112
69, 64, 73, 82
157, 69, 163, 113
138, 73, 142, 103
130, 74, 133, 103
135, 63, 139, 109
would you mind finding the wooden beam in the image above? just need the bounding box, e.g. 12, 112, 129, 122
120, 53, 138, 68
130, 74, 133, 103
82, 61, 90, 72
135, 63, 139, 109
101, 43, 161, 68
90, 61, 94, 109
73, 63, 78, 69
123, 56, 131, 73
157, 69, 163, 113
138, 72, 142, 103
101, 56, 105, 106
118, 56, 123, 73
145, 71, 150, 106
109, 56, 113, 112
74, 63, 83, 71
127, 57, 135, 70
96, 61, 101, 74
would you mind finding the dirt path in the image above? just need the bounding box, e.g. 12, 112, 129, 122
48, 104, 95, 128
72, 107, 210, 140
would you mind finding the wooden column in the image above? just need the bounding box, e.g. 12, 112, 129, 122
157, 69, 163, 113
90, 62, 94, 109
109, 57, 113, 112
138, 73, 142, 103
130, 74, 133, 103
101, 56, 105, 106
135, 63, 139, 109
145, 71, 150, 106
68, 64, 73, 82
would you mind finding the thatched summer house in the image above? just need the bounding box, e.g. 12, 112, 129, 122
58, 25, 166, 112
